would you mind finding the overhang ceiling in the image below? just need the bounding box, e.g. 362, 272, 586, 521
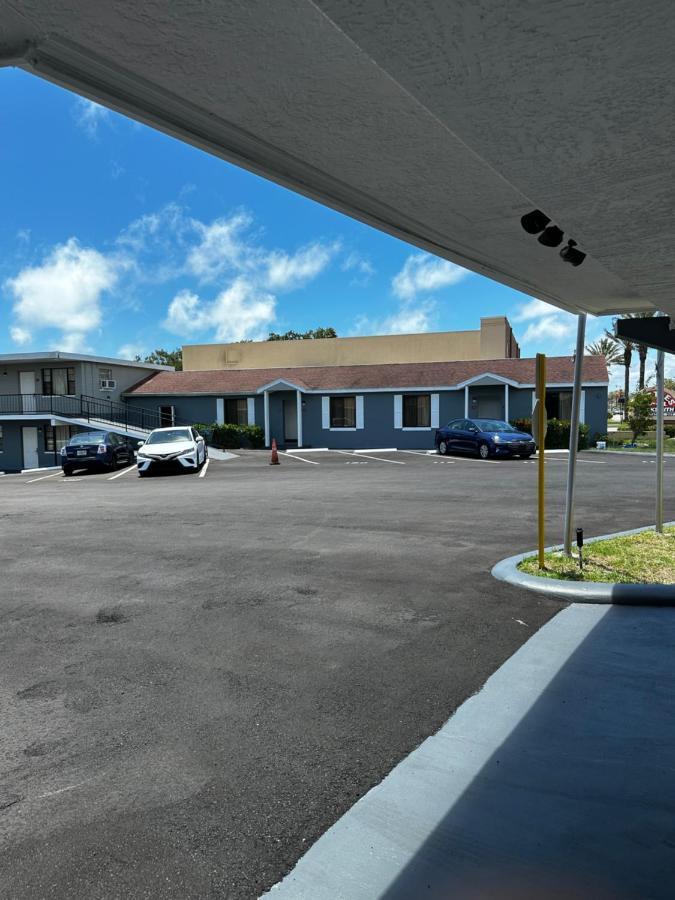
1, 0, 673, 319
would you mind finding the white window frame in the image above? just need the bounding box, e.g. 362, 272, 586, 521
323, 395, 361, 431
247, 397, 256, 425
158, 405, 175, 426
401, 392, 433, 430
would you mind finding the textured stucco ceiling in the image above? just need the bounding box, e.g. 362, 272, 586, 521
1, 0, 673, 319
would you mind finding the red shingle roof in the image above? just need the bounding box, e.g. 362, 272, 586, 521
125, 356, 608, 395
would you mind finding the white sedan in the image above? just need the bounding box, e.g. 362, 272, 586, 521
136, 426, 207, 476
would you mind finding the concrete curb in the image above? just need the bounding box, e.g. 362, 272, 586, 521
492, 522, 675, 604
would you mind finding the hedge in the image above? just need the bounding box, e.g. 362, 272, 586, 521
511, 418, 590, 450
193, 422, 265, 449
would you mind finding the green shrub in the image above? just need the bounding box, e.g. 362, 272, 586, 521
511, 418, 590, 450
664, 424, 675, 438
192, 422, 265, 449
626, 390, 655, 440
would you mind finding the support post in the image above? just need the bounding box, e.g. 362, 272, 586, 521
464, 385, 469, 418
263, 391, 270, 448
535, 354, 547, 568
504, 383, 509, 423
655, 349, 665, 533
563, 314, 587, 555
296, 390, 303, 448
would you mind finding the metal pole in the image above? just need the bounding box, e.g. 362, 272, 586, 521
655, 349, 665, 533
563, 314, 587, 555
536, 353, 547, 568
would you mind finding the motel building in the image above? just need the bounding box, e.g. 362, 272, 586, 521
0, 352, 171, 473
124, 317, 609, 450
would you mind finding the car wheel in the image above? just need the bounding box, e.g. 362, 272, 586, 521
63, 467, 73, 477
438, 439, 448, 455
521, 452, 533, 459
478, 442, 490, 460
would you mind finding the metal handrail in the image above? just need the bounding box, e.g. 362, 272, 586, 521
0, 393, 193, 434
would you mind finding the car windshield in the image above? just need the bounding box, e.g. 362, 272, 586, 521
473, 420, 517, 433
146, 428, 192, 445
68, 432, 106, 445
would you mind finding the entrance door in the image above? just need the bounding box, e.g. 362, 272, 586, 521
22, 427, 39, 470
477, 398, 503, 419
283, 394, 298, 443
20, 371, 36, 412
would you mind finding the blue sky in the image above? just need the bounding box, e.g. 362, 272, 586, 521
0, 68, 652, 387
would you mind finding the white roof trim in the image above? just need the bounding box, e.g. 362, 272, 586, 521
455, 372, 521, 388
256, 378, 305, 393
0, 351, 173, 371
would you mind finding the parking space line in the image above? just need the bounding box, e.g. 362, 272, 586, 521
25, 470, 63, 484
198, 459, 210, 478
108, 465, 137, 480
279, 451, 319, 465
336, 450, 405, 465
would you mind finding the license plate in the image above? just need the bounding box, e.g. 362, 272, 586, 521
77, 450, 87, 456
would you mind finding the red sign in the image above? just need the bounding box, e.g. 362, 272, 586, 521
648, 388, 675, 418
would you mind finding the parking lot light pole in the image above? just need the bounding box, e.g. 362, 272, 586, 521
563, 314, 587, 556
535, 353, 547, 568
655, 349, 665, 533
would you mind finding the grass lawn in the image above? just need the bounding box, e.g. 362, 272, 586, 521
604, 438, 675, 453
519, 527, 675, 584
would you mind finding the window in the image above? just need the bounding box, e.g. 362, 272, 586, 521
224, 398, 248, 425
159, 406, 175, 427
403, 394, 430, 428
42, 367, 76, 395
99, 367, 115, 389
330, 396, 356, 428
44, 424, 75, 452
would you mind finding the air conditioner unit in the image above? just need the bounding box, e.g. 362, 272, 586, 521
100, 379, 117, 390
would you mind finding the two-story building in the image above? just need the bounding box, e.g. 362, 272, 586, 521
0, 352, 172, 472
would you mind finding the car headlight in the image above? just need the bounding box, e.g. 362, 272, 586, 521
97, 444, 107, 454
178, 447, 195, 457
137, 451, 149, 459
60, 446, 66, 456
493, 434, 502, 443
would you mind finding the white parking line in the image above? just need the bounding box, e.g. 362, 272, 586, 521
108, 464, 137, 481
279, 451, 319, 465
336, 450, 405, 465
25, 470, 63, 484
198, 458, 210, 478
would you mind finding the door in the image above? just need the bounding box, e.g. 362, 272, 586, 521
20, 371, 36, 412
283, 394, 298, 443
477, 398, 502, 419
22, 426, 39, 470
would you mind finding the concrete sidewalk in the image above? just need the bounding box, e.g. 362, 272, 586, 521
265, 604, 675, 900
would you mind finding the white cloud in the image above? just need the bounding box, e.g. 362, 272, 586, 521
392, 253, 468, 300
342, 251, 374, 285
58, 332, 92, 353
353, 299, 437, 337
164, 279, 276, 342
117, 343, 145, 360
10, 326, 31, 345
265, 241, 340, 291
16, 228, 31, 244
73, 97, 111, 139
513, 298, 557, 322
513, 296, 576, 348
186, 212, 253, 282
5, 238, 119, 348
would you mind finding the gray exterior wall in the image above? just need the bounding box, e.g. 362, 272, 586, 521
0, 360, 166, 404
124, 395, 218, 426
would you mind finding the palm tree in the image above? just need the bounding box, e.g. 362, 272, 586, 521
586, 337, 624, 367
625, 312, 655, 390
604, 327, 634, 413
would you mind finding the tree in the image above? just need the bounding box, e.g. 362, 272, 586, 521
585, 337, 624, 367
267, 327, 337, 341
665, 377, 675, 392
605, 327, 634, 411
136, 348, 183, 370
625, 312, 656, 390
626, 389, 655, 440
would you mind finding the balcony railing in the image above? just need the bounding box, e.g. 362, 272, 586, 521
0, 393, 178, 433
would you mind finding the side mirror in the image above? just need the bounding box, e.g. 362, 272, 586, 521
137, 441, 145, 448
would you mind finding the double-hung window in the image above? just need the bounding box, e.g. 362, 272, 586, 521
403, 394, 431, 428
224, 398, 248, 425
330, 396, 356, 428
42, 367, 76, 395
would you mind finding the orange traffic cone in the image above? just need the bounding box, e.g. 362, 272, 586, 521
270, 438, 280, 465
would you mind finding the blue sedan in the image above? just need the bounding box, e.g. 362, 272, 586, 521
61, 430, 134, 475
435, 418, 536, 460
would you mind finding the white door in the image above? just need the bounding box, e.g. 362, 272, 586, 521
22, 427, 39, 470
283, 395, 298, 441
20, 371, 36, 412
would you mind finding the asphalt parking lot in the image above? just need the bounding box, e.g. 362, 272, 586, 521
0, 450, 673, 898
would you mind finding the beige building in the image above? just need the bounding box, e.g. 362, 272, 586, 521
182, 317, 520, 371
